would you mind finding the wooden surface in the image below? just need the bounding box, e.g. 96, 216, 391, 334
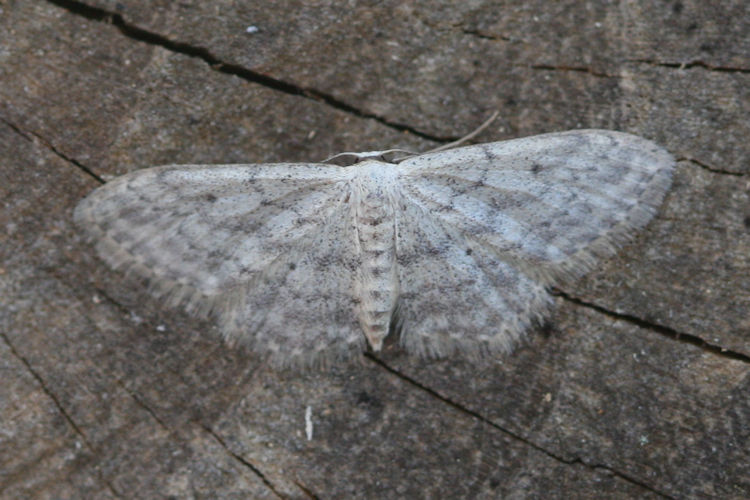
1, 1, 748, 498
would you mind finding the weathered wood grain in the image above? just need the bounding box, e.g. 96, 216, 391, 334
1, 1, 747, 498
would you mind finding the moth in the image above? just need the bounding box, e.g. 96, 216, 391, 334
75, 129, 674, 366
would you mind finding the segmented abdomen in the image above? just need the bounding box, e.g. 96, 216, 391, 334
354, 181, 399, 350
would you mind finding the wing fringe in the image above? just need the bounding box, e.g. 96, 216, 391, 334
535, 160, 673, 286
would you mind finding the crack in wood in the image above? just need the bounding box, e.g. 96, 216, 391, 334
292, 479, 322, 500
112, 378, 171, 432
679, 156, 746, 177
0, 330, 123, 498
0, 331, 93, 448
44, 0, 455, 144
461, 27, 515, 42
627, 58, 750, 74
554, 290, 750, 363
364, 353, 674, 499
529, 64, 615, 78
197, 422, 289, 500
0, 114, 103, 183
66, 281, 292, 497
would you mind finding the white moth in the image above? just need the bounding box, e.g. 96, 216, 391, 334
74, 130, 674, 366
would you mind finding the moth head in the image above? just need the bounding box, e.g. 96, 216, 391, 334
322, 149, 416, 166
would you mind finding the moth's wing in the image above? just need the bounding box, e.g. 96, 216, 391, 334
397, 130, 674, 285
220, 200, 365, 366
74, 163, 355, 322
393, 197, 551, 358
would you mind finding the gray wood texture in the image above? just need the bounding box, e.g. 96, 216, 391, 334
1, 1, 748, 498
